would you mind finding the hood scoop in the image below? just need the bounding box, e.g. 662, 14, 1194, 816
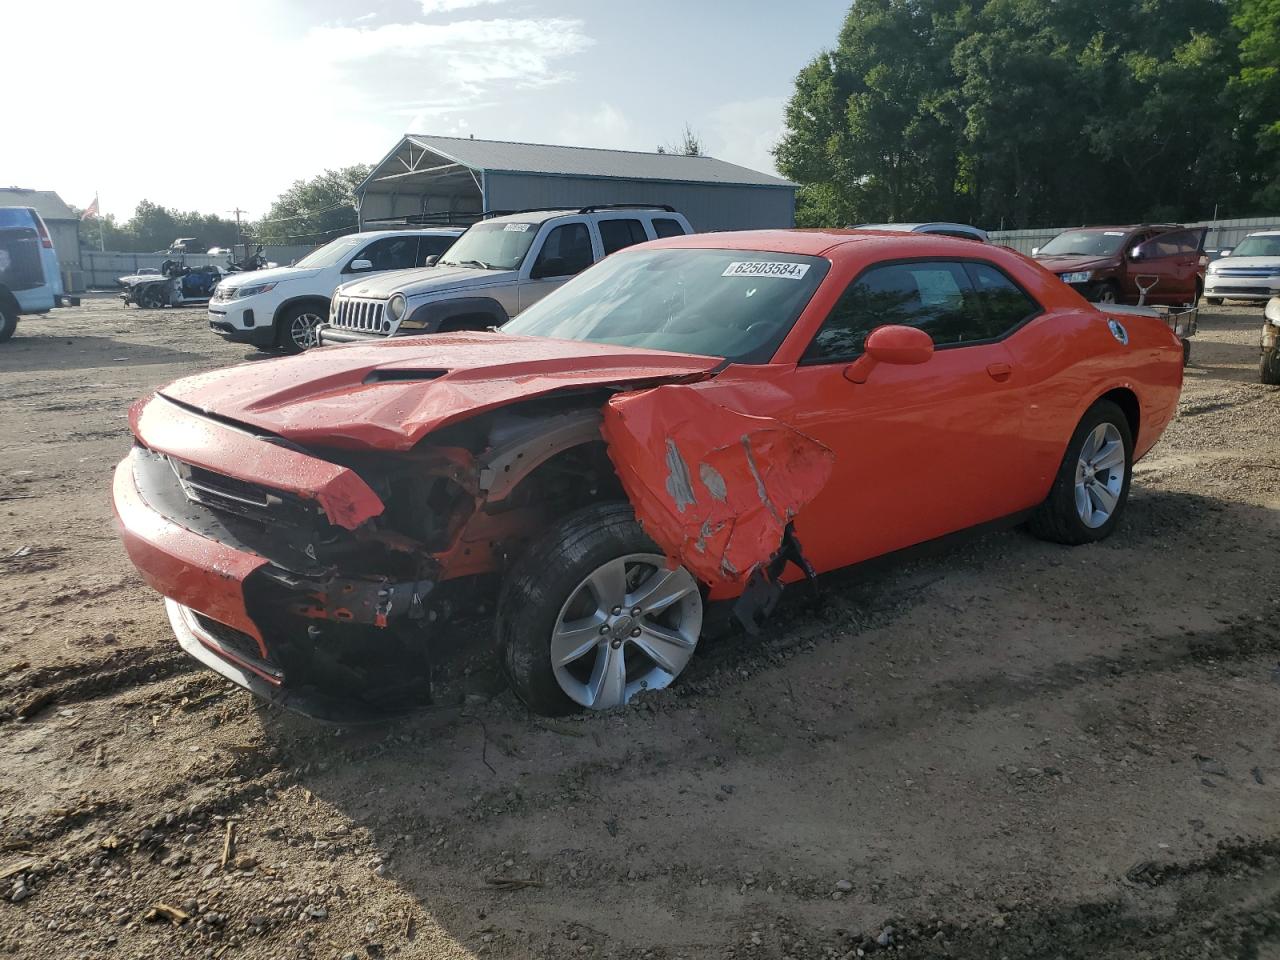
362, 368, 450, 384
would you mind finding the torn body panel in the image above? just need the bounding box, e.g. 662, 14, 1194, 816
131, 393, 384, 530
600, 384, 835, 591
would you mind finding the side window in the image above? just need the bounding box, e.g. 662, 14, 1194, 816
419, 235, 455, 262
531, 222, 594, 279
1150, 229, 1202, 256
803, 260, 1005, 363
963, 263, 1040, 338
356, 236, 418, 271
652, 217, 686, 238
598, 219, 648, 255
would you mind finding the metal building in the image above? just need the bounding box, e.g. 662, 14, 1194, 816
356, 135, 796, 232
0, 187, 81, 271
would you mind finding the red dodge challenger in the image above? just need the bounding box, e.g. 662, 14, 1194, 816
113, 230, 1183, 718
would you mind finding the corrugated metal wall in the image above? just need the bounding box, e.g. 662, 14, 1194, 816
482, 173, 795, 232
990, 216, 1280, 254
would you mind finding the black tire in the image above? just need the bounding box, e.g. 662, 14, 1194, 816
275, 302, 326, 354
1205, 297, 1223, 306
1262, 347, 1280, 386
1089, 280, 1121, 304
1182, 338, 1191, 367
0, 304, 16, 343
139, 285, 164, 309
1028, 399, 1133, 546
496, 502, 697, 716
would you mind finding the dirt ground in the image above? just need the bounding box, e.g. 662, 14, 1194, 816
0, 295, 1278, 960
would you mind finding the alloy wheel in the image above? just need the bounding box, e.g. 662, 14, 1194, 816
1074, 422, 1125, 528
290, 312, 323, 349
550, 553, 702, 710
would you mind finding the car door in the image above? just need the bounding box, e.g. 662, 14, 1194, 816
1131, 229, 1206, 305
765, 259, 1040, 574
517, 220, 598, 312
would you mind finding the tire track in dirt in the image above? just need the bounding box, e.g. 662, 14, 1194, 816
0, 646, 194, 715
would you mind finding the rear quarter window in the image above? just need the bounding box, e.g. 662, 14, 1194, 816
652, 217, 687, 238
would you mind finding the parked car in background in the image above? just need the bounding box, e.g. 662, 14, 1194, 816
1203, 230, 1280, 305
209, 228, 463, 353
1033, 224, 1206, 305
113, 230, 1183, 720
854, 222, 989, 242
320, 205, 693, 343
0, 206, 64, 343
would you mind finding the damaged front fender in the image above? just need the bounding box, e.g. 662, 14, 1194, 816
601, 385, 834, 591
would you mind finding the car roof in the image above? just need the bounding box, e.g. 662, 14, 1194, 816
641, 228, 1003, 257
482, 207, 678, 226
856, 222, 984, 233
1058, 224, 1183, 233
355, 227, 464, 237
1244, 230, 1280, 237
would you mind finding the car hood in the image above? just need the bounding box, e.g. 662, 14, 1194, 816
1210, 256, 1280, 271
222, 265, 322, 286
1034, 254, 1116, 273
157, 331, 720, 451
338, 265, 515, 300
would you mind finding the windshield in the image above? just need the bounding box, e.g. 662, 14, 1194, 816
439, 221, 539, 270
1228, 235, 1280, 258
293, 236, 364, 269
502, 248, 830, 363
1038, 229, 1129, 257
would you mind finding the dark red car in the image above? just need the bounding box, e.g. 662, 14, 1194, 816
113, 230, 1184, 719
1034, 224, 1207, 306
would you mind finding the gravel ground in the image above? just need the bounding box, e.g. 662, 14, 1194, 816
0, 296, 1277, 960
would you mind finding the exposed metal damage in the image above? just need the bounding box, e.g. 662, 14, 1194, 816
117, 370, 832, 718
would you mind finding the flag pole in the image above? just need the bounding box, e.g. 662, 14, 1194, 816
98, 193, 105, 251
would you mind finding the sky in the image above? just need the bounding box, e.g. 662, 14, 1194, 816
2, 0, 849, 222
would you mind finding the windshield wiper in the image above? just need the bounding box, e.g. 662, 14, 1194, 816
449, 259, 493, 270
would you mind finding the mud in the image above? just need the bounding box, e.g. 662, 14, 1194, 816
0, 297, 1277, 959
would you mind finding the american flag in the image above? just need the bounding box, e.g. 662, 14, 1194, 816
81, 195, 99, 221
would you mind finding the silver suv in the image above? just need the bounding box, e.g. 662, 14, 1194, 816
320, 205, 692, 343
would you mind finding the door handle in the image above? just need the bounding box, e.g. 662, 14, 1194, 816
986, 362, 1013, 382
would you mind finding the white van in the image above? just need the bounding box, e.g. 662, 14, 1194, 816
0, 207, 64, 342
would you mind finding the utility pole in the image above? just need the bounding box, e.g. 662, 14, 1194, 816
228, 207, 246, 248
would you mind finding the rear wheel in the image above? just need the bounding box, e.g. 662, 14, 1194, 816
138, 285, 164, 309
497, 503, 703, 716
1028, 400, 1133, 545
0, 305, 16, 343
276, 303, 325, 353
1262, 347, 1280, 385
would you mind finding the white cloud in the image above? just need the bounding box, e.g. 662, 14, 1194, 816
419, 0, 508, 12
556, 103, 636, 150
705, 96, 788, 177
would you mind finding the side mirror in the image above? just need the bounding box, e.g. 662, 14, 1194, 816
422, 255, 439, 267
1031, 246, 1040, 256
1221, 248, 1233, 257
843, 325, 934, 383
349, 258, 373, 272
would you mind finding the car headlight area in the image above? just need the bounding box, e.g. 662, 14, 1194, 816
387, 293, 407, 323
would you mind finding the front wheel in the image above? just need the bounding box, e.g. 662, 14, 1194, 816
1262, 347, 1280, 385
0, 305, 16, 343
275, 303, 325, 354
1089, 281, 1120, 305
497, 503, 704, 715
1028, 400, 1133, 545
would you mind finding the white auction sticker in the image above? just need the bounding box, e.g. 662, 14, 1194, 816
503, 223, 531, 232
722, 261, 810, 280
1103, 231, 1124, 236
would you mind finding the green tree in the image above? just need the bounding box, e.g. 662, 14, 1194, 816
1232, 0, 1280, 206
657, 124, 704, 156
255, 165, 369, 244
